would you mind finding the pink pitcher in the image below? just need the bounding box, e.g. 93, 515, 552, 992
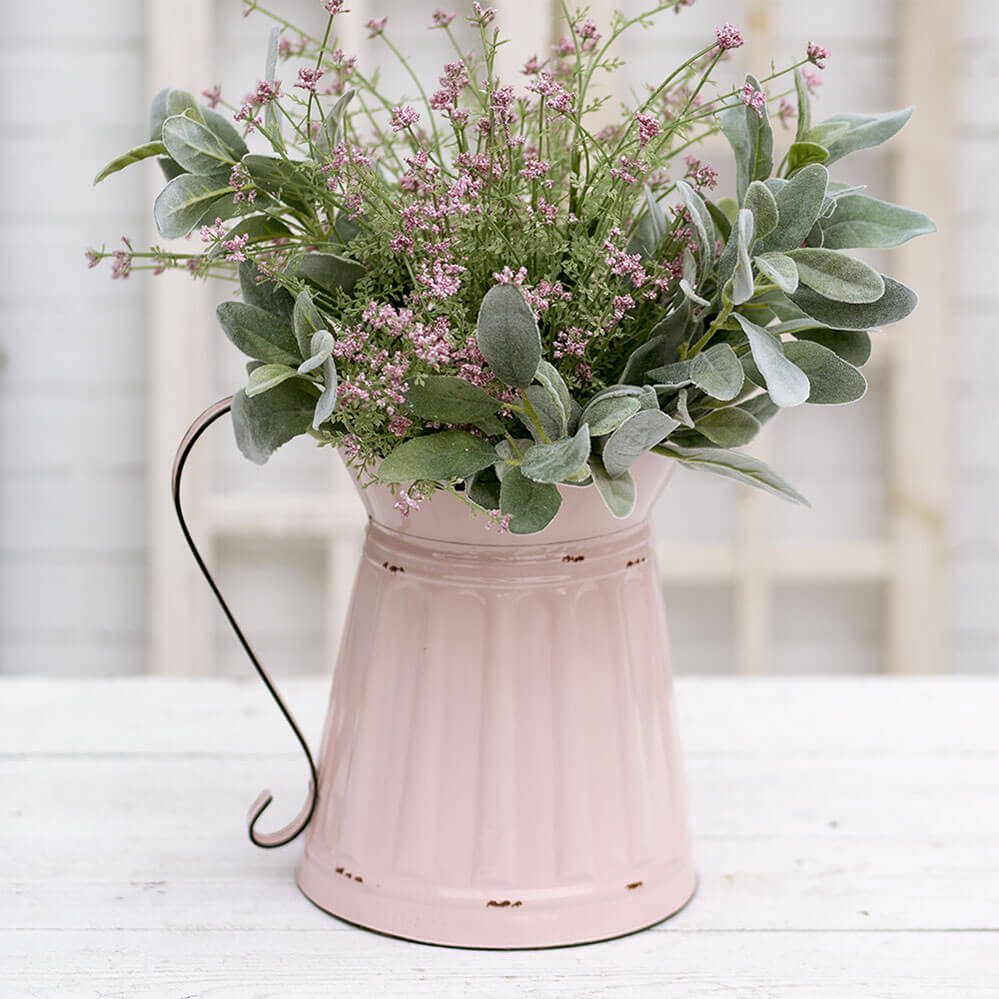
174, 399, 696, 948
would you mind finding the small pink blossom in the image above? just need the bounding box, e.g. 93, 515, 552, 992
431, 8, 456, 27
802, 68, 823, 93
484, 510, 513, 533
741, 82, 766, 117
578, 18, 601, 51
522, 55, 543, 76
635, 112, 661, 146
200, 217, 227, 244
294, 67, 324, 92
201, 84, 221, 108
111, 237, 133, 281
715, 22, 744, 51
323, 0, 347, 12
393, 487, 424, 518
806, 41, 830, 68
365, 16, 387, 37
85, 249, 100, 269
683, 154, 718, 191
390, 104, 420, 131
529, 73, 574, 116
471, 2, 495, 26
776, 97, 795, 129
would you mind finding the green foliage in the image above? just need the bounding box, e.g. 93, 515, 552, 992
90, 4, 934, 533
378, 431, 498, 483
476, 283, 542, 388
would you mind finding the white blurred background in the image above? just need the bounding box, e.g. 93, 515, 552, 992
0, 0, 992, 678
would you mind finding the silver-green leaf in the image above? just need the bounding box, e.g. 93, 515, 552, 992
216, 301, 300, 366
783, 340, 867, 404
790, 275, 917, 330
405, 375, 503, 434
520, 424, 591, 484
153, 173, 233, 238
476, 283, 542, 388
298, 330, 334, 374
246, 363, 300, 398
231, 380, 317, 465
162, 114, 237, 175
755, 251, 799, 293
590, 457, 637, 519
733, 313, 810, 408
821, 108, 913, 164
785, 248, 885, 304
821, 193, 936, 249
499, 466, 562, 534
378, 431, 498, 484
695, 406, 762, 447
603, 409, 679, 477
755, 163, 828, 255
93, 141, 167, 185
730, 209, 756, 305
690, 343, 744, 401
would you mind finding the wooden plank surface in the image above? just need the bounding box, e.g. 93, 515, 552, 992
1, 677, 996, 997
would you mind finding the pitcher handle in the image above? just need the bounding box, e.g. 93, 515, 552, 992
171, 397, 318, 848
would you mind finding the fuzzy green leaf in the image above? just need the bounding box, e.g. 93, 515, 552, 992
792, 328, 872, 367
603, 409, 679, 477
730, 209, 756, 305
153, 173, 233, 238
93, 141, 167, 184
821, 108, 913, 164
790, 275, 917, 330
783, 340, 867, 404
718, 75, 774, 202
216, 301, 301, 366
165, 89, 204, 124
295, 251, 366, 295
499, 467, 562, 534
292, 289, 325, 356
521, 424, 591, 484
298, 330, 334, 374
695, 407, 762, 447
793, 69, 811, 141
162, 114, 237, 175
733, 313, 810, 408
405, 375, 503, 434
315, 89, 356, 155
476, 283, 542, 388
581, 394, 642, 436
755, 251, 799, 293
744, 180, 778, 240
517, 385, 564, 442
201, 106, 248, 159
239, 261, 294, 321
657, 443, 809, 505
675, 180, 715, 274
785, 248, 884, 304
821, 193, 936, 249
690, 343, 744, 401
619, 304, 691, 384
534, 360, 572, 436
590, 457, 636, 519
628, 184, 667, 259
786, 141, 828, 175
231, 380, 317, 465
755, 163, 828, 255
312, 357, 338, 428
246, 363, 300, 398
378, 431, 498, 484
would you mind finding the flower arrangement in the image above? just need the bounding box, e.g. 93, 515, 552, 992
90, 1, 934, 534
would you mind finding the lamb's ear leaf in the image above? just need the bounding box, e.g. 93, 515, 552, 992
217, 301, 301, 366
786, 141, 829, 176
292, 289, 325, 356
755, 163, 828, 255
246, 363, 300, 398
378, 431, 498, 484
581, 394, 642, 436
744, 180, 778, 240
718, 75, 773, 202
738, 392, 780, 426
292, 251, 365, 295
690, 343, 744, 401
790, 275, 917, 330
499, 467, 562, 534
694, 407, 762, 447
602, 409, 680, 477
675, 180, 715, 274
405, 375, 504, 435
93, 141, 168, 184
238, 260, 295, 320
590, 457, 637, 519
165, 89, 205, 125
656, 442, 809, 505
821, 107, 913, 164
231, 380, 317, 465
730, 209, 756, 305
733, 313, 810, 408
627, 184, 667, 259
520, 423, 591, 484
312, 357, 339, 428
517, 385, 564, 442
476, 283, 542, 388
315, 89, 356, 155
298, 329, 335, 373
534, 360, 572, 436
755, 251, 799, 293
467, 464, 502, 511
201, 107, 249, 159
783, 340, 867, 404
153, 172, 233, 238
821, 193, 936, 249
619, 303, 692, 384
793, 69, 811, 141
792, 328, 872, 367
162, 114, 238, 175
785, 248, 885, 304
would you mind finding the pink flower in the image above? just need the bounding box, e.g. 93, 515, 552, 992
522, 55, 544, 75
529, 73, 574, 116
484, 510, 513, 533
471, 2, 495, 26
390, 104, 420, 131
85, 249, 101, 269
635, 112, 661, 146
806, 41, 829, 68
431, 8, 455, 27
683, 154, 718, 190
323, 0, 346, 12
294, 67, 324, 92
715, 22, 744, 51
802, 68, 823, 93
365, 16, 387, 37
111, 237, 133, 280
222, 234, 249, 263
776, 97, 795, 129
578, 17, 601, 51
201, 84, 221, 108
393, 487, 424, 518
741, 82, 766, 117
200, 217, 227, 244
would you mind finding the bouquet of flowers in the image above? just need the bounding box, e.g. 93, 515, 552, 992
90, 1, 934, 533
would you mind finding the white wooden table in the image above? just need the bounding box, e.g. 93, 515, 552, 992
2, 677, 997, 997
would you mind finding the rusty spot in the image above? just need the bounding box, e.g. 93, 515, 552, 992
354, 875, 364, 883
561, 554, 585, 563
512, 900, 522, 907
381, 561, 406, 573
486, 899, 522, 908
335, 867, 344, 875
626, 881, 643, 891
626, 556, 647, 568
